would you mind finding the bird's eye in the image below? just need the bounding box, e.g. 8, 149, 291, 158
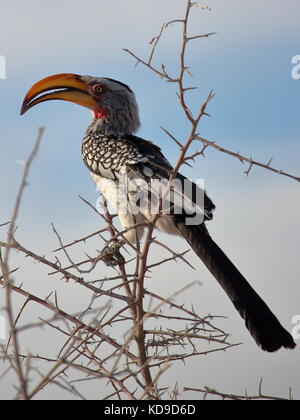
93, 85, 103, 94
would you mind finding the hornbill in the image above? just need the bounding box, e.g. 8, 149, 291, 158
21, 73, 296, 352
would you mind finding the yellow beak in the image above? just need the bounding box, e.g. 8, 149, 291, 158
20, 73, 97, 115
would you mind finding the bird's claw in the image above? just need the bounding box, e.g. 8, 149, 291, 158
100, 240, 125, 266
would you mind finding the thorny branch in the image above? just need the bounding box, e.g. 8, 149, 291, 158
124, 2, 299, 184
184, 379, 294, 400
1, 127, 44, 399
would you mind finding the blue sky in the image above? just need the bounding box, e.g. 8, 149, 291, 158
0, 0, 300, 400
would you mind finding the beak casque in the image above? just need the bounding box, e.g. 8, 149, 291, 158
20, 73, 97, 115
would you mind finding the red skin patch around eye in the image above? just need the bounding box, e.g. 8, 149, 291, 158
93, 107, 108, 119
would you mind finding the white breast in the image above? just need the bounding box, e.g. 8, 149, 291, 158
91, 172, 181, 243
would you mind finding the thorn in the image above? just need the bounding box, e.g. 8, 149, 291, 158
183, 86, 198, 92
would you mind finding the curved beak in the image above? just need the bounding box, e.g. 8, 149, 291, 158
20, 73, 97, 115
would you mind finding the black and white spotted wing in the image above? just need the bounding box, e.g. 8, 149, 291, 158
81, 133, 215, 220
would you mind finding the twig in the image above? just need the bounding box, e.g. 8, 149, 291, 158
184, 379, 293, 400
1, 127, 44, 400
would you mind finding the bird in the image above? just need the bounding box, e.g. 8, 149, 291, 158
20, 73, 296, 353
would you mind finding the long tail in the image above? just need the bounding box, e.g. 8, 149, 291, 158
175, 220, 296, 352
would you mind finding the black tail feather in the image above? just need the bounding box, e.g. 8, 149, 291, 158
175, 220, 296, 352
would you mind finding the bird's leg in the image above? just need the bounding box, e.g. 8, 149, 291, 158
100, 239, 125, 266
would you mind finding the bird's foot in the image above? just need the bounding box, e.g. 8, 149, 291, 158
100, 240, 125, 266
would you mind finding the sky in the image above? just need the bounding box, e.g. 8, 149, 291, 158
0, 0, 300, 400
